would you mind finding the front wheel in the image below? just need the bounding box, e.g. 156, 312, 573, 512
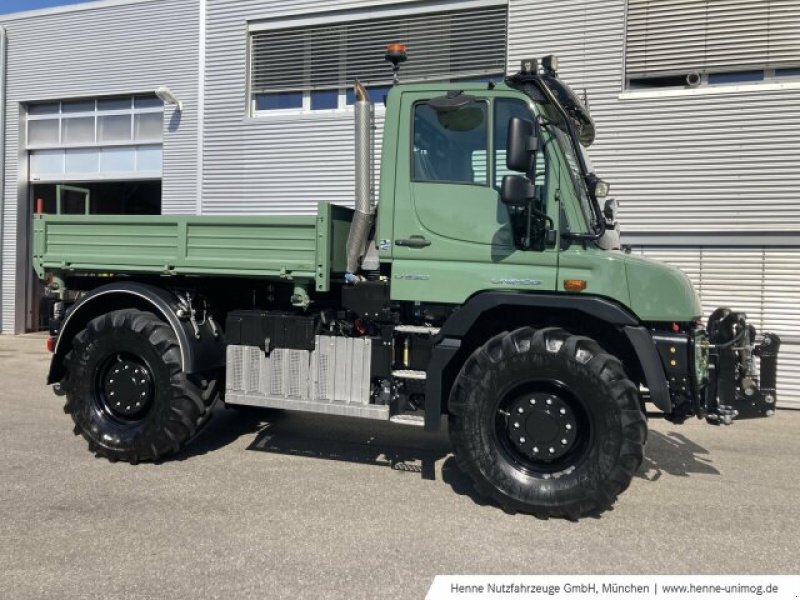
449, 327, 646, 518
63, 309, 217, 463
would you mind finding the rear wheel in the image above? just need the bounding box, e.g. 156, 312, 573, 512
449, 327, 646, 518
63, 309, 217, 463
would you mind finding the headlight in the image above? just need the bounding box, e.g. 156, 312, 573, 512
693, 330, 710, 387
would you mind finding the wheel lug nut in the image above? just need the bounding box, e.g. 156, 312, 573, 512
517, 407, 524, 414
520, 437, 526, 444
559, 408, 566, 415
549, 447, 555, 454
141, 392, 146, 397
109, 392, 115, 396
529, 398, 536, 405
566, 423, 572, 430
513, 422, 520, 429
546, 398, 553, 405
533, 446, 539, 453
561, 438, 568, 445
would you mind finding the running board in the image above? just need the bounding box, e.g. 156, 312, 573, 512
226, 392, 390, 420
389, 414, 425, 427
392, 370, 427, 380
395, 325, 441, 336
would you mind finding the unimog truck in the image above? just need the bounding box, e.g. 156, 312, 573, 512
34, 51, 781, 518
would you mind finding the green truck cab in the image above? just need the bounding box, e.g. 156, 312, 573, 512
34, 55, 780, 518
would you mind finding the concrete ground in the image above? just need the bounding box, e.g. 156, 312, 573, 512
1, 334, 798, 600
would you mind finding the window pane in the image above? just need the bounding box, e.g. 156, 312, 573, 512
412, 101, 488, 184
100, 147, 136, 173
255, 92, 303, 111
98, 98, 132, 111
494, 99, 538, 189
28, 119, 60, 146
65, 149, 99, 174
708, 71, 763, 84
137, 146, 163, 173
62, 100, 95, 114
29, 103, 60, 116
30, 150, 65, 177
62, 117, 96, 144
99, 114, 132, 143
134, 113, 163, 141
367, 85, 392, 104
134, 96, 163, 109
311, 90, 338, 110
776, 67, 800, 78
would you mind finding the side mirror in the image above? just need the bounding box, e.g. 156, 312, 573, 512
501, 174, 536, 207
506, 117, 540, 173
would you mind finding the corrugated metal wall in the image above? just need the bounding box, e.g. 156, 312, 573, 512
1, 0, 796, 409
508, 0, 800, 407
203, 0, 398, 215
0, 0, 200, 333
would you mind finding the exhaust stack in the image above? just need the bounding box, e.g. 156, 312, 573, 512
345, 81, 375, 280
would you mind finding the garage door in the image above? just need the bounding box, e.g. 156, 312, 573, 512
27, 96, 163, 182
635, 246, 800, 409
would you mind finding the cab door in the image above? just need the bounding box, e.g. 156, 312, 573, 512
390, 91, 559, 304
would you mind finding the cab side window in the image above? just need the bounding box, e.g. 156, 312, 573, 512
413, 101, 488, 185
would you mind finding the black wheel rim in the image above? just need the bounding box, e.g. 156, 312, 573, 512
493, 381, 592, 475
94, 352, 155, 422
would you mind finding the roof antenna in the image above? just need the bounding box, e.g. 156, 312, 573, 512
385, 43, 408, 85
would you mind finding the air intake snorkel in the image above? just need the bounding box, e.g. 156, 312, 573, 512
506, 58, 606, 242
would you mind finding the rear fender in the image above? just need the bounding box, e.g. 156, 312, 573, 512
48, 282, 225, 385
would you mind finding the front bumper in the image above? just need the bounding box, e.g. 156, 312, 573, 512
703, 308, 781, 424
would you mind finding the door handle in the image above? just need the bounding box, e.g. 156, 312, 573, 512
395, 236, 431, 248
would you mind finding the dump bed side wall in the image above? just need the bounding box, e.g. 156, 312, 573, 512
34, 203, 354, 291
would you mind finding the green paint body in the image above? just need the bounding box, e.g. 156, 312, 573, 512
33, 83, 701, 323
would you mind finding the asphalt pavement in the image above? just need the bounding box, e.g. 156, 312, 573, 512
1, 333, 798, 599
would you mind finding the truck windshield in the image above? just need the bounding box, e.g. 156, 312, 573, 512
547, 124, 594, 233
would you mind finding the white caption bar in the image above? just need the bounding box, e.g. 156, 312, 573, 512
426, 575, 800, 600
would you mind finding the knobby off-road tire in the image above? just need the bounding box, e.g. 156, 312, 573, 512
63, 309, 217, 463
449, 327, 646, 518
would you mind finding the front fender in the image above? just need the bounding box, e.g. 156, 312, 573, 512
423, 291, 671, 430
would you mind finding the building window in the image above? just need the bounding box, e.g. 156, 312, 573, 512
249, 4, 508, 115
625, 0, 800, 89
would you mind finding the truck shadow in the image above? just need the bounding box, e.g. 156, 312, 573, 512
636, 430, 720, 481
179, 410, 719, 502
231, 409, 452, 480
440, 429, 721, 513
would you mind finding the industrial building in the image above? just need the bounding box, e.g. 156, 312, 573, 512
0, 0, 797, 405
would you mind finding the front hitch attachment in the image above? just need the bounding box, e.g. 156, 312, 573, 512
704, 308, 781, 425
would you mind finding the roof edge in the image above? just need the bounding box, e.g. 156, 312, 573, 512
0, 0, 172, 23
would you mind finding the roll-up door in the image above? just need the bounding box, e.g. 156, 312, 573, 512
27, 96, 163, 183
